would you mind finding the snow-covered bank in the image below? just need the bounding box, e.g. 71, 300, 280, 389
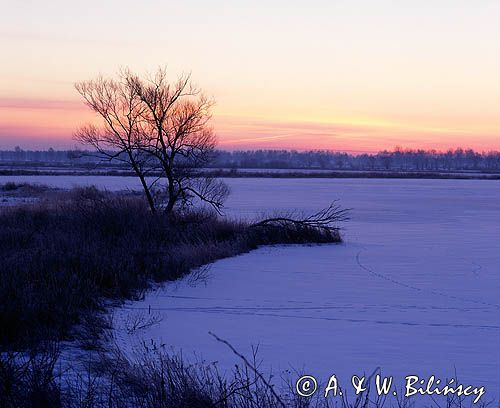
108, 178, 500, 401
3, 176, 499, 401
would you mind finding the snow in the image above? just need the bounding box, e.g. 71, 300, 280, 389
0, 196, 37, 206
2, 175, 499, 401
0, 175, 142, 191
116, 178, 499, 401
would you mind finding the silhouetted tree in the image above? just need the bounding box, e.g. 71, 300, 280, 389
75, 67, 228, 214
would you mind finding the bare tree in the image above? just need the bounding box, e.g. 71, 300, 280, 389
129, 68, 228, 213
74, 72, 156, 212
74, 67, 228, 214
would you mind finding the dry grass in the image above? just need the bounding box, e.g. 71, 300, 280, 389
0, 184, 347, 406
0, 185, 341, 350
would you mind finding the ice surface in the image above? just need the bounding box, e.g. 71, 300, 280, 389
3, 175, 499, 401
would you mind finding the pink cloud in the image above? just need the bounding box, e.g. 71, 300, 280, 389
0, 97, 85, 111
1, 98, 499, 152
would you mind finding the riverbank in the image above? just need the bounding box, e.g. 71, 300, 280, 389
0, 184, 343, 350
1, 166, 500, 180
0, 183, 346, 406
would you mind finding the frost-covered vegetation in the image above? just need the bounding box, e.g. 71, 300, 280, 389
0, 185, 343, 349
2, 147, 500, 172
0, 183, 347, 406
213, 148, 500, 171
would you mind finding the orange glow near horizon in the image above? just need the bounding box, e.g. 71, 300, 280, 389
1, 2, 499, 152
1, 100, 498, 153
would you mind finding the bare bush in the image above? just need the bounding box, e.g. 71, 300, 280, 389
0, 343, 61, 407
250, 201, 350, 243
0, 188, 343, 350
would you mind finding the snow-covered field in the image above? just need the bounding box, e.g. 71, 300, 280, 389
2, 175, 499, 401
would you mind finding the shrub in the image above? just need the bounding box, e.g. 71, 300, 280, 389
0, 343, 61, 408
1, 182, 19, 191
0, 187, 342, 350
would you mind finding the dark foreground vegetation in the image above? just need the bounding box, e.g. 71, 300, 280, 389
0, 183, 349, 407
0, 185, 343, 350
0, 185, 493, 407
1, 343, 489, 408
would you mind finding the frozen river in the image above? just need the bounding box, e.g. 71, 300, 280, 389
2, 175, 500, 402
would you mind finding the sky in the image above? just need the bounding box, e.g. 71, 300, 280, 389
1, 0, 499, 152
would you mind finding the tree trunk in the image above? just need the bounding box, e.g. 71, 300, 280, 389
164, 170, 176, 214
138, 175, 156, 213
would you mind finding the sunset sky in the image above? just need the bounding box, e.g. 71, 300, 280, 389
1, 0, 499, 152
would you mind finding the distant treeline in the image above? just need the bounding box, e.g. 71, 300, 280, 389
1, 147, 500, 172
0, 148, 95, 164
213, 148, 500, 172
